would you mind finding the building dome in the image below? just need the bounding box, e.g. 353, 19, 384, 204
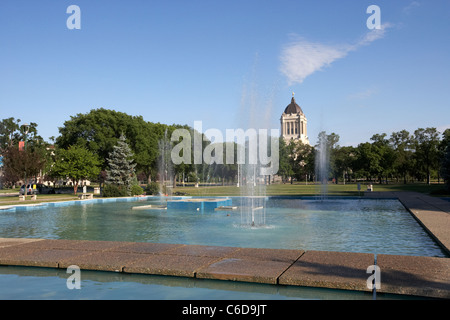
284, 97, 303, 114
280, 94, 309, 145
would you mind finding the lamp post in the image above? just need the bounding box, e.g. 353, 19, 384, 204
22, 123, 29, 200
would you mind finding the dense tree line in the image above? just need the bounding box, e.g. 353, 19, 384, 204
278, 127, 450, 188
1, 109, 450, 193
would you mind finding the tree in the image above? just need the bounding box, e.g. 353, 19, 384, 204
0, 117, 21, 151
2, 144, 46, 187
354, 142, 382, 182
1, 120, 48, 187
105, 134, 136, 195
440, 129, 450, 189
291, 140, 314, 183
277, 138, 293, 183
52, 146, 101, 194
56, 108, 160, 180
441, 140, 450, 189
333, 146, 356, 184
370, 133, 395, 183
390, 130, 413, 184
413, 128, 440, 184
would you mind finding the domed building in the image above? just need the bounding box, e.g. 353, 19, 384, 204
280, 93, 309, 145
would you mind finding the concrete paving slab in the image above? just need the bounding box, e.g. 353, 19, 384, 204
278, 251, 375, 292
161, 244, 240, 258
412, 212, 450, 251
105, 242, 185, 255
58, 251, 147, 272
18, 239, 133, 251
401, 193, 450, 214
0, 238, 44, 248
124, 254, 220, 278
377, 254, 450, 299
396, 192, 450, 214
0, 248, 93, 268
0, 246, 42, 265
196, 257, 294, 284
227, 247, 304, 263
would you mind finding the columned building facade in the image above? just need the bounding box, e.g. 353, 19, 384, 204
280, 94, 309, 145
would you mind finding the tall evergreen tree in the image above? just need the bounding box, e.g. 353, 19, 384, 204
106, 134, 136, 195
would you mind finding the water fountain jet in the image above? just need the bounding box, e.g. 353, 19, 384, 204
315, 131, 330, 200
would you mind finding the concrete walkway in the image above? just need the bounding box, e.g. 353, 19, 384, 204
0, 191, 449, 299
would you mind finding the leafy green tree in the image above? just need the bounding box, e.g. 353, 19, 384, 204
56, 108, 159, 180
440, 139, 450, 189
0, 117, 21, 151
105, 134, 136, 195
292, 140, 314, 183
439, 129, 450, 188
390, 130, 413, 184
278, 138, 314, 184
1, 118, 45, 152
52, 146, 101, 194
441, 129, 450, 150
285, 139, 298, 183
413, 128, 440, 184
354, 142, 382, 182
277, 138, 293, 183
370, 133, 396, 183
333, 146, 356, 184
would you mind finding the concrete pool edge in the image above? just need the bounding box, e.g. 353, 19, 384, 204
0, 238, 448, 299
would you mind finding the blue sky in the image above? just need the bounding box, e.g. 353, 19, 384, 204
1, 0, 449, 146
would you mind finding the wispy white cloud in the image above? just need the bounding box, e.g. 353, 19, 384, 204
279, 24, 393, 85
403, 1, 420, 15
279, 38, 347, 85
354, 23, 393, 47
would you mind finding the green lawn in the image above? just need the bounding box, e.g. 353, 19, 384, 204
0, 182, 447, 207
0, 193, 82, 207
172, 182, 448, 197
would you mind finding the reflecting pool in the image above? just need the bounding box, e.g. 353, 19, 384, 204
0, 197, 446, 257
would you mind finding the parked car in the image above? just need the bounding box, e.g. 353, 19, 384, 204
36, 184, 55, 194
19, 184, 55, 195
19, 184, 37, 195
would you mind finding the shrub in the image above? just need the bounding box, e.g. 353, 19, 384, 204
102, 184, 127, 197
131, 184, 144, 196
146, 182, 160, 195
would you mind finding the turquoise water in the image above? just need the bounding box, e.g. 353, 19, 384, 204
0, 196, 446, 300
0, 197, 446, 257
0, 266, 419, 300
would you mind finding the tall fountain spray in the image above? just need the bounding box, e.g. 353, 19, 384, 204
239, 160, 266, 227
158, 129, 173, 198
237, 77, 276, 227
315, 131, 329, 199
